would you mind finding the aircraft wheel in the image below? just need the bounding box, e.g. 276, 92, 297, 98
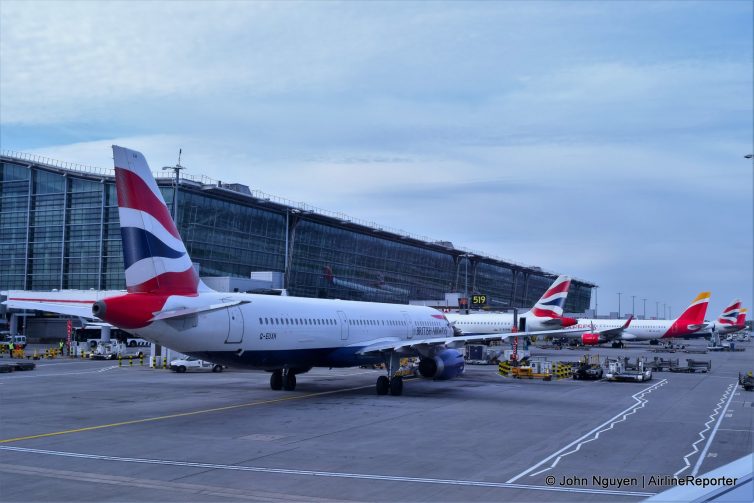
283, 372, 297, 391
389, 376, 403, 396
376, 376, 389, 395
270, 370, 283, 390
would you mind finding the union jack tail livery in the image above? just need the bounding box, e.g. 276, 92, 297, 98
530, 275, 571, 319
717, 299, 742, 326
113, 146, 206, 295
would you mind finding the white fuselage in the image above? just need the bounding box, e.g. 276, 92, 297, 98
445, 311, 552, 335
129, 292, 453, 369
573, 318, 678, 342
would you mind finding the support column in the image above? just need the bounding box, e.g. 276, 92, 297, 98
101, 325, 111, 344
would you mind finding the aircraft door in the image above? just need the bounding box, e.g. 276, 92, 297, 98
225, 305, 245, 344
402, 312, 413, 339
337, 311, 349, 340
518, 317, 526, 332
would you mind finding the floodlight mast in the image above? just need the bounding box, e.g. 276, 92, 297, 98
162, 149, 186, 225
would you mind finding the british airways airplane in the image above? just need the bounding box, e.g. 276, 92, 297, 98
698, 300, 747, 337
66, 146, 578, 396
445, 275, 577, 335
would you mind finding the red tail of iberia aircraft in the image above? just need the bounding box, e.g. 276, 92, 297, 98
665, 292, 711, 337
737, 308, 748, 328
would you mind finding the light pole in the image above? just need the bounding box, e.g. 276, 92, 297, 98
459, 253, 472, 314
594, 286, 599, 316
662, 303, 666, 319
668, 305, 672, 319
631, 295, 635, 317
656, 301, 659, 319
642, 298, 647, 319
617, 292, 622, 318
162, 149, 186, 225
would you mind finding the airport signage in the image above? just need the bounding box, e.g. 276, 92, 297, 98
471, 294, 488, 307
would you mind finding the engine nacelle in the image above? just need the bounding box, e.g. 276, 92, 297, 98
418, 349, 465, 380
560, 316, 578, 327
581, 333, 601, 345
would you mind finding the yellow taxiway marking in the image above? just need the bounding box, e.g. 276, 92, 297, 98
0, 384, 372, 444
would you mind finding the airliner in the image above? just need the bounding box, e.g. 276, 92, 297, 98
322, 266, 387, 296
699, 301, 747, 337
445, 275, 577, 335
570, 292, 710, 346
323, 267, 411, 297
12, 146, 578, 396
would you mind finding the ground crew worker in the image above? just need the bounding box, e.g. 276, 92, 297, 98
7, 340, 13, 354
59, 340, 65, 355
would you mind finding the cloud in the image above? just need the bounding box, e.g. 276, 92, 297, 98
2, 1, 751, 313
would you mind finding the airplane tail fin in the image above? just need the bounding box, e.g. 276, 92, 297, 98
672, 292, 711, 333
529, 275, 571, 319
113, 146, 207, 295
737, 308, 748, 327
717, 299, 741, 326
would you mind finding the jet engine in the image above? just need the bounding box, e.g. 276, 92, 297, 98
581, 333, 601, 345
560, 316, 578, 327
418, 349, 465, 380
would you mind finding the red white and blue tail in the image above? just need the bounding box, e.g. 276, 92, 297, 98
530, 275, 571, 318
113, 146, 207, 295
717, 299, 741, 326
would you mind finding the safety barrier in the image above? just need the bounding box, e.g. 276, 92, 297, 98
498, 361, 511, 376
553, 362, 572, 379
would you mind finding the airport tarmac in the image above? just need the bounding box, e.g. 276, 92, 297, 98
1, 339, 752, 502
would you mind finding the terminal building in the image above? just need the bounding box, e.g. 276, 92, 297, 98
1, 151, 595, 329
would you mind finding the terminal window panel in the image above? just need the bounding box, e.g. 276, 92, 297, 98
473, 262, 515, 308
177, 191, 285, 278
289, 220, 455, 302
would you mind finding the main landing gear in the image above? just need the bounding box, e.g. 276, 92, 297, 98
375, 352, 404, 396
270, 369, 297, 391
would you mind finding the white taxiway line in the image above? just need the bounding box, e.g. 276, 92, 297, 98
674, 382, 735, 477
506, 379, 668, 483
0, 446, 654, 498
690, 382, 739, 476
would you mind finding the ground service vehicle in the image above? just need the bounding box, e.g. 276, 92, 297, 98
170, 357, 224, 373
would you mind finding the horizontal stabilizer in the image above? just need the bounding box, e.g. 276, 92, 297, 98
2, 299, 98, 319
150, 300, 249, 322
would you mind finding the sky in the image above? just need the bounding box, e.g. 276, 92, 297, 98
1, 1, 752, 318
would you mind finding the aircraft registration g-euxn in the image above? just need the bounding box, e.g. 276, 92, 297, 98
10, 146, 580, 396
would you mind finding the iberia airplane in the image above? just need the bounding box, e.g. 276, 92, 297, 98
570, 292, 711, 346
5, 146, 579, 396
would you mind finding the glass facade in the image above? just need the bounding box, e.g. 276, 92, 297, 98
0, 157, 594, 312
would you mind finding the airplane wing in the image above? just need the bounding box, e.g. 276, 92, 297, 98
356, 327, 584, 356
589, 316, 633, 341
